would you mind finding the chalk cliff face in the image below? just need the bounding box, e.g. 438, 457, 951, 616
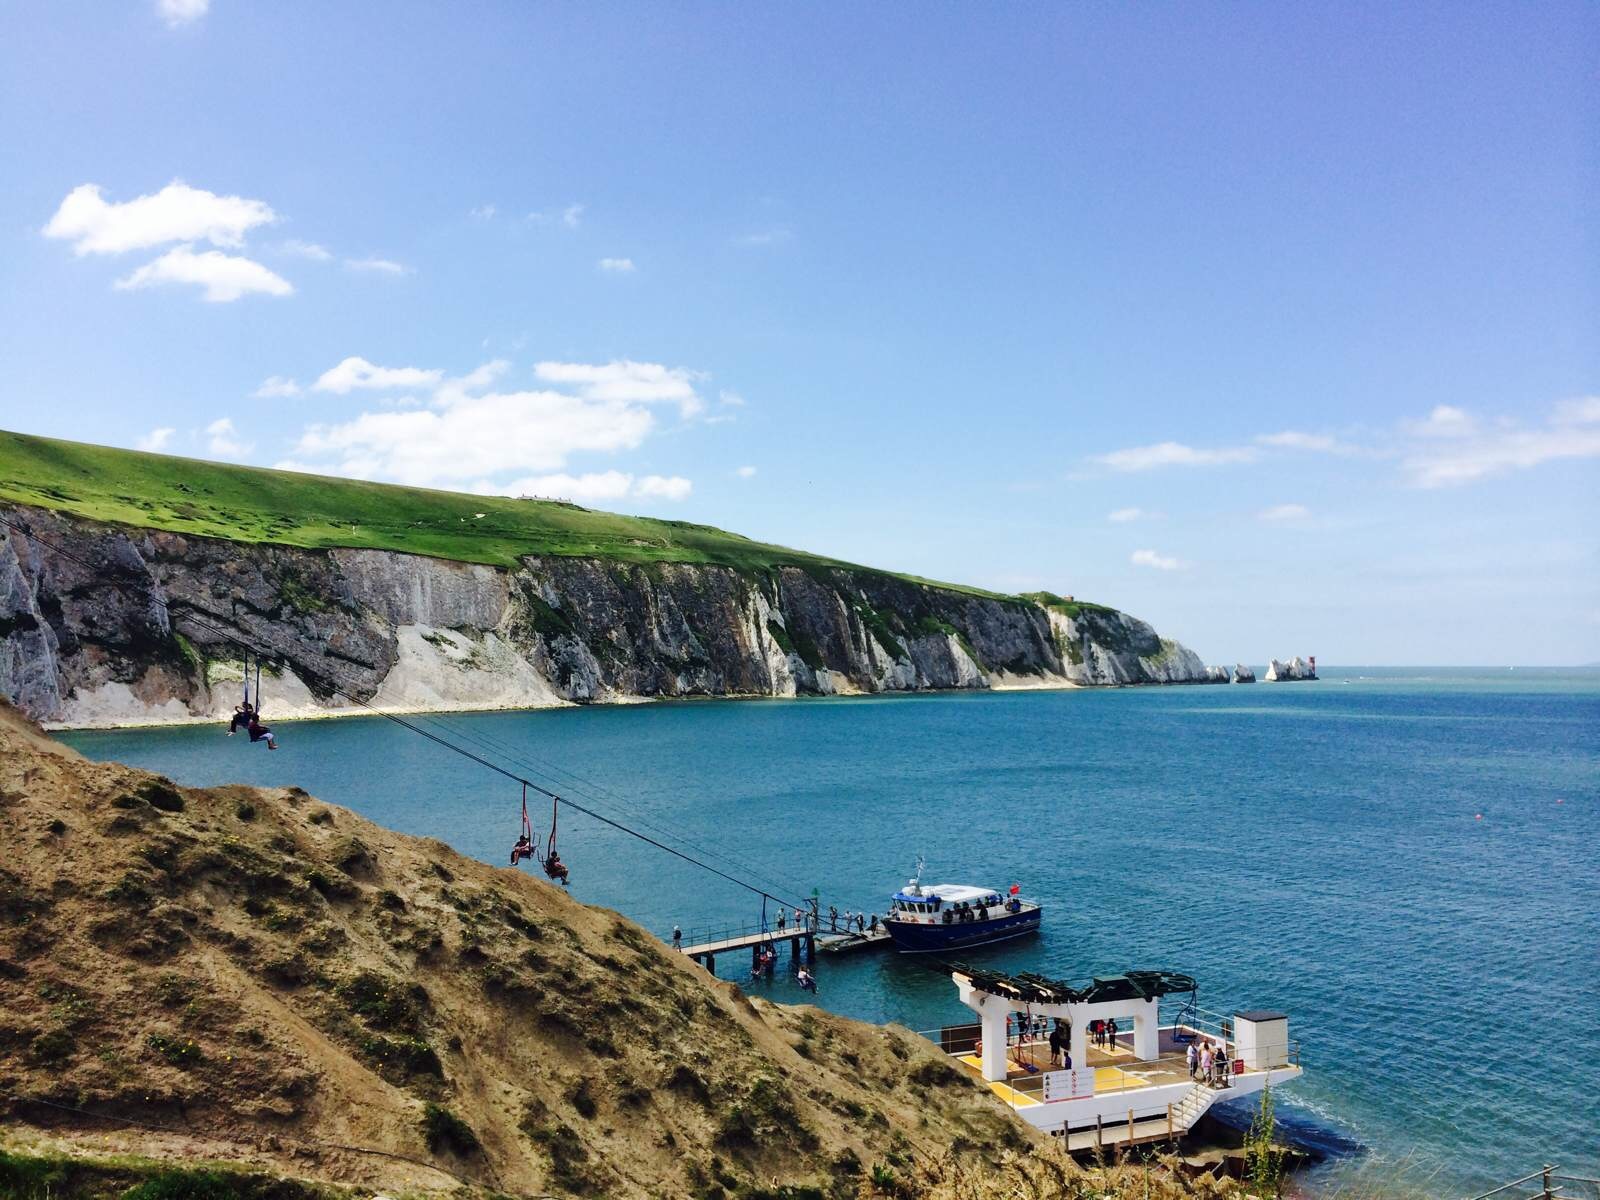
1264, 656, 1316, 682
0, 506, 1220, 727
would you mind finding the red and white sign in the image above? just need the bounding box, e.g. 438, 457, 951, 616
1041, 1068, 1095, 1101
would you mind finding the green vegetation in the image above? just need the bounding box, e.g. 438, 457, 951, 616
0, 430, 1004, 593
1244, 1083, 1286, 1197
1019, 590, 1119, 621
420, 1103, 480, 1157
0, 1147, 342, 1200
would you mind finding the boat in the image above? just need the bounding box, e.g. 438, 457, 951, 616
882, 860, 1042, 954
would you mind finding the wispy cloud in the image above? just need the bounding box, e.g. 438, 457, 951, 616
1255, 430, 1362, 455
254, 376, 302, 398
313, 357, 444, 395
1108, 507, 1149, 523
534, 360, 704, 418
736, 465, 757, 479
598, 257, 635, 273
278, 239, 331, 261
1096, 441, 1258, 472
1401, 399, 1600, 487
115, 247, 292, 302
157, 0, 208, 26
345, 257, 409, 276
1130, 549, 1182, 570
135, 427, 175, 452
562, 203, 584, 229
205, 417, 251, 458
469, 204, 497, 221
1259, 503, 1310, 522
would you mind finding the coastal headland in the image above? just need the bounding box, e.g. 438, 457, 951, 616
1, 431, 1230, 730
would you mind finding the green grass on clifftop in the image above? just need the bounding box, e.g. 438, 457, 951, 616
0, 430, 1004, 595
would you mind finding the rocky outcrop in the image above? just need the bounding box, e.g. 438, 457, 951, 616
1264, 656, 1316, 682
1, 506, 1220, 727
1232, 664, 1256, 683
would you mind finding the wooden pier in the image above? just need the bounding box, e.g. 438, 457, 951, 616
676, 926, 816, 974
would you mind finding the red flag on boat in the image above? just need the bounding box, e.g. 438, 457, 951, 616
1009, 883, 1020, 895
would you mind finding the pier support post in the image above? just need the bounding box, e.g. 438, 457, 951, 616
978, 1002, 1009, 1082
1133, 997, 1159, 1061
805, 932, 815, 963
703, 953, 714, 974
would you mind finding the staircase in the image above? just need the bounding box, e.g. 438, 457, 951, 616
1169, 1082, 1215, 1132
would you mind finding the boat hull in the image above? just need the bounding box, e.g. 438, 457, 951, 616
885, 906, 1042, 954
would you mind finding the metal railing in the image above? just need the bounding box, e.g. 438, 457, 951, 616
666, 916, 818, 948
914, 1022, 1300, 1111
1465, 1168, 1600, 1200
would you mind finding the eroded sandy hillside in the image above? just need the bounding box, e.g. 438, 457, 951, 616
0, 700, 1043, 1197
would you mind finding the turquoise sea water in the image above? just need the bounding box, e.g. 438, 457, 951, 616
62, 668, 1600, 1195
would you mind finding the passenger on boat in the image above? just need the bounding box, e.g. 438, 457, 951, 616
867, 913, 879, 933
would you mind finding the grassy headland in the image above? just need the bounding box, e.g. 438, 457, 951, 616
0, 430, 1001, 596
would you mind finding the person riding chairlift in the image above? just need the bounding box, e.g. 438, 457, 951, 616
246, 713, 279, 751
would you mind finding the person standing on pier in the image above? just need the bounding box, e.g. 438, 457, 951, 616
672, 925, 682, 952
777, 909, 787, 932
1186, 1039, 1198, 1078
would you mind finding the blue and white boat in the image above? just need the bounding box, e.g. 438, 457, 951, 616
883, 862, 1042, 954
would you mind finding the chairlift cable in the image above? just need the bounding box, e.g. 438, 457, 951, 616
0, 513, 808, 911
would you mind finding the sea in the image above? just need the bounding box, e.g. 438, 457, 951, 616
60, 666, 1600, 1197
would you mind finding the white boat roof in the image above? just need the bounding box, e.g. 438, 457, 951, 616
921, 884, 1003, 903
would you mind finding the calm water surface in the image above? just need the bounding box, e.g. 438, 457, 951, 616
63, 668, 1600, 1195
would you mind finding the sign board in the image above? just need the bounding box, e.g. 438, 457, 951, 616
1041, 1068, 1095, 1101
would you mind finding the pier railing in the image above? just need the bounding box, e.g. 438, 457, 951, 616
665, 916, 817, 948
1465, 1167, 1600, 1200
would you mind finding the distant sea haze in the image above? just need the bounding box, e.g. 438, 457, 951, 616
64, 666, 1600, 1196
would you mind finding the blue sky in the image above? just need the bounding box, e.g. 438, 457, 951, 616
1, 2, 1595, 665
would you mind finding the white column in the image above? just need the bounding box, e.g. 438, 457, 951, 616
979, 1002, 1010, 1082
1133, 997, 1158, 1061
1068, 1004, 1087, 1068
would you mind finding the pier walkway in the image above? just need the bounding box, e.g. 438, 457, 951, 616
669, 918, 892, 972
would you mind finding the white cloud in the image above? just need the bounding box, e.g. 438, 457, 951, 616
45, 181, 275, 256
289, 355, 714, 492
534, 359, 704, 417
254, 376, 301, 398
1404, 427, 1600, 488
1553, 396, 1600, 425
1400, 399, 1600, 487
1407, 404, 1476, 439
1130, 549, 1182, 571
469, 204, 497, 221
736, 465, 757, 479
314, 357, 444, 395
293, 390, 655, 486
157, 0, 208, 25
279, 239, 331, 261
562, 204, 584, 229
1259, 503, 1311, 522
1107, 507, 1146, 523
598, 257, 636, 273
498, 471, 634, 502
719, 390, 746, 407
634, 475, 693, 501
345, 257, 409, 275
205, 417, 251, 458
135, 427, 175, 452
114, 246, 292, 302
1096, 441, 1258, 471
1255, 430, 1357, 454
491, 470, 692, 505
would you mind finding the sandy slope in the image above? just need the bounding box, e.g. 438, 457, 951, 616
0, 701, 1037, 1198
